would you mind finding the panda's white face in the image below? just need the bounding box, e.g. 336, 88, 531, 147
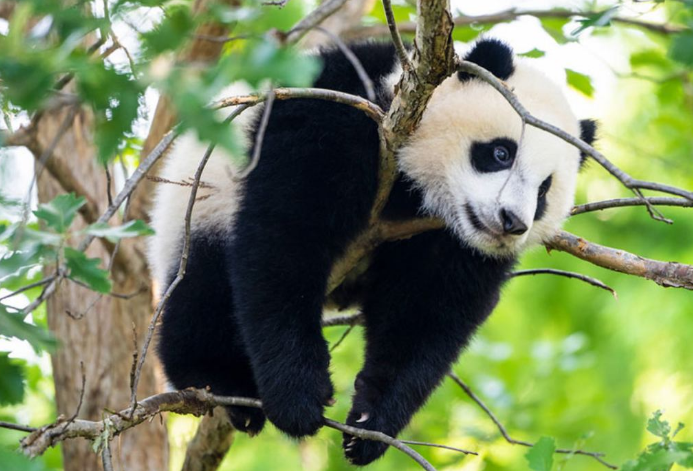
399, 54, 584, 257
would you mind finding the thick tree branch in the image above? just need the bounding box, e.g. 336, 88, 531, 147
181, 408, 235, 471
342, 8, 686, 40
547, 230, 693, 290
374, 0, 455, 220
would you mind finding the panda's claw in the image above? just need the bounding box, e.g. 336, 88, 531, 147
356, 412, 369, 423
226, 405, 266, 436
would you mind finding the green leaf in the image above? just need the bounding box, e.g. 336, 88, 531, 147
33, 193, 85, 233
630, 49, 671, 69
670, 32, 693, 66
525, 437, 556, 471
572, 7, 619, 36
64, 247, 112, 294
647, 410, 671, 439
141, 5, 195, 57
540, 17, 571, 44
0, 250, 39, 280
519, 48, 546, 59
566, 69, 595, 97
0, 305, 55, 351
0, 353, 24, 405
85, 220, 155, 242
218, 39, 322, 88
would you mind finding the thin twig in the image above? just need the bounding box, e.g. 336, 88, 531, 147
235, 93, 274, 179
342, 8, 686, 40
325, 418, 436, 471
447, 373, 617, 469
59, 362, 86, 434
572, 196, 693, 215
322, 313, 364, 327
400, 439, 477, 456
382, 0, 412, 71
214, 87, 384, 122
329, 324, 356, 352
0, 275, 56, 302
283, 0, 348, 44
307, 26, 376, 102
511, 269, 617, 298
0, 421, 37, 433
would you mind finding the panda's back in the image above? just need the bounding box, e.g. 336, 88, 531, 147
148, 42, 400, 288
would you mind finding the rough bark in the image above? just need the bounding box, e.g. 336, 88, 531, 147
34, 104, 167, 470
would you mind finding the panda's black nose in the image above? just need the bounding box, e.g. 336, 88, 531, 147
500, 209, 528, 235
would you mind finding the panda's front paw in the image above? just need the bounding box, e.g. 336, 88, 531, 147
261, 367, 334, 438
342, 374, 398, 466
343, 409, 391, 466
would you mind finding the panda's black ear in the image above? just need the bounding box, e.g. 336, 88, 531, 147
579, 119, 598, 168
458, 39, 514, 83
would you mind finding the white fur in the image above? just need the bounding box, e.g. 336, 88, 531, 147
398, 57, 581, 256
148, 84, 257, 287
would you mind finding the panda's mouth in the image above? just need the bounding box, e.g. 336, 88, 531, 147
464, 204, 501, 237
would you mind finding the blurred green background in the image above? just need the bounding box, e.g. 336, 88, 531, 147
1, 0, 693, 470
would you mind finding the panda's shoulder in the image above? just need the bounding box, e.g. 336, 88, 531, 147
312, 41, 400, 93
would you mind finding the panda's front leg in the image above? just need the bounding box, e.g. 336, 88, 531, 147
228, 223, 336, 438
343, 231, 510, 465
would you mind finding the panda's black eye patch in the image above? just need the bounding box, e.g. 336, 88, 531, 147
471, 138, 517, 173
534, 175, 553, 221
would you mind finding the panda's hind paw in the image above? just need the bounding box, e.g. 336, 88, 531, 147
226, 406, 266, 436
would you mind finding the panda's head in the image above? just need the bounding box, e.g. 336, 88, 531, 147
398, 38, 596, 257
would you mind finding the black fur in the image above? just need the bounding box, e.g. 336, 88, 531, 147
157, 41, 516, 466
579, 119, 598, 167
534, 175, 553, 221
458, 38, 515, 82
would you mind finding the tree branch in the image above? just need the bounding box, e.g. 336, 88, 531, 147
571, 197, 693, 216
18, 389, 439, 471
373, 0, 455, 220
342, 8, 686, 40
511, 269, 617, 297
181, 408, 235, 471
447, 373, 617, 469
547, 230, 693, 290
213, 87, 384, 122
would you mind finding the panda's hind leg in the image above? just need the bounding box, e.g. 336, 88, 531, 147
156, 233, 265, 435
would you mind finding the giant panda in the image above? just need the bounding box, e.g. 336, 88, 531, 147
148, 38, 596, 465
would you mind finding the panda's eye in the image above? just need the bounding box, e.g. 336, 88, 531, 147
470, 138, 517, 173
493, 146, 511, 164
538, 176, 553, 199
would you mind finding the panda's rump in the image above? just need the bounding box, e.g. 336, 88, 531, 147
147, 132, 244, 290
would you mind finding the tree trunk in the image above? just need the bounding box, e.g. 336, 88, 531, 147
34, 104, 168, 471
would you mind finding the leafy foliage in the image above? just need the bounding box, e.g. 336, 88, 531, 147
525, 437, 556, 471
622, 411, 693, 470
0, 353, 24, 406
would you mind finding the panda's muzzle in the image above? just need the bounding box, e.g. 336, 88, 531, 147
499, 208, 528, 235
